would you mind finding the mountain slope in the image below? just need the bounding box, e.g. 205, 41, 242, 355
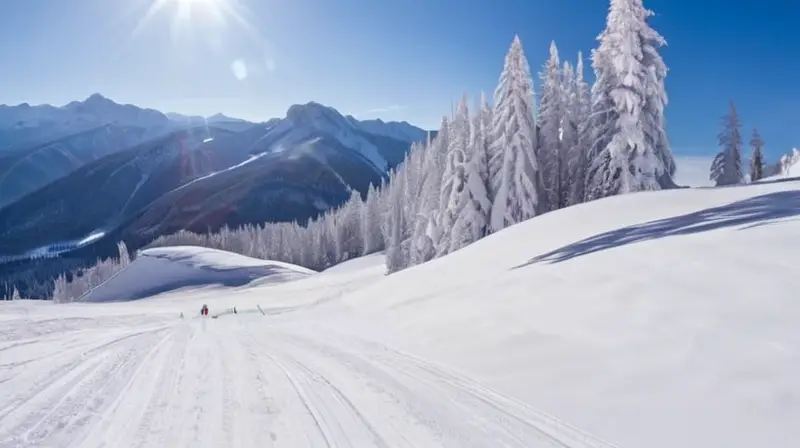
0, 125, 156, 208
0, 94, 172, 152
0, 102, 427, 262
0, 127, 232, 255
0, 95, 178, 205
120, 136, 380, 245
1, 179, 798, 447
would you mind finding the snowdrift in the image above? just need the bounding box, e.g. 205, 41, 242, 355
81, 246, 314, 302
292, 179, 800, 448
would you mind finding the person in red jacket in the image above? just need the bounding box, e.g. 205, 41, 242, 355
201, 304, 208, 316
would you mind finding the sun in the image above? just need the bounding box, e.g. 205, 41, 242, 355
174, 0, 220, 4
129, 0, 258, 42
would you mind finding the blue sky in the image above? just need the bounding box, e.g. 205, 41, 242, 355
0, 0, 798, 159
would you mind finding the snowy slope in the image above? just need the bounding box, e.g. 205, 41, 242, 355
1, 180, 799, 447
81, 246, 314, 302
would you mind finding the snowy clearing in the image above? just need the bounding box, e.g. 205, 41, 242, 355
2, 179, 800, 447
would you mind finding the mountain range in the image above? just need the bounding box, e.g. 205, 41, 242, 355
0, 94, 431, 286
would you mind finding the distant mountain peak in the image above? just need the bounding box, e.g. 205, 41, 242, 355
285, 101, 351, 129
85, 92, 111, 103
287, 101, 342, 117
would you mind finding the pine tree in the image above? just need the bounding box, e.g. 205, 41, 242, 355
488, 35, 542, 232
570, 52, 592, 204
385, 171, 406, 274
710, 101, 744, 186
586, 0, 672, 199
453, 93, 493, 244
538, 41, 566, 211
361, 184, 383, 255
438, 96, 471, 256
560, 60, 579, 207
410, 118, 448, 265
749, 128, 765, 182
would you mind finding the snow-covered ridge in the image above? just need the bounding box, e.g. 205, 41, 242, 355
0, 93, 169, 131
80, 246, 315, 302
278, 102, 390, 172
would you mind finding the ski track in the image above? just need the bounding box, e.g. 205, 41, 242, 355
0, 312, 615, 448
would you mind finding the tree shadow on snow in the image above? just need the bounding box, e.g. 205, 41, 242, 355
514, 190, 800, 268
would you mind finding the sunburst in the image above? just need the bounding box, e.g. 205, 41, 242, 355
129, 0, 261, 42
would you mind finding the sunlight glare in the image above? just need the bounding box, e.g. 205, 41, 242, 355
130, 0, 258, 42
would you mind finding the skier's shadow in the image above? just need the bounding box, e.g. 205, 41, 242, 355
514, 188, 800, 268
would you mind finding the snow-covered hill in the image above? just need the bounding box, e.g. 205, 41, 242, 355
81, 246, 314, 302
2, 179, 798, 447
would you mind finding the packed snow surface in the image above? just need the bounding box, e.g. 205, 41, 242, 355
2, 179, 800, 447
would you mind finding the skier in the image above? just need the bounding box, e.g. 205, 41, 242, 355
201, 304, 208, 316
233, 306, 237, 314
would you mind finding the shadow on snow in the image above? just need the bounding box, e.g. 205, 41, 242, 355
514, 189, 800, 268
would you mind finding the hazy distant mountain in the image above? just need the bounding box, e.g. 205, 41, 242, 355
165, 112, 257, 132
0, 94, 172, 152
0, 125, 158, 208
0, 94, 176, 207
0, 101, 429, 265
0, 95, 431, 210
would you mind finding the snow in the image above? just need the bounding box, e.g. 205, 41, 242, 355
80, 246, 314, 303
171, 153, 268, 193
2, 180, 800, 447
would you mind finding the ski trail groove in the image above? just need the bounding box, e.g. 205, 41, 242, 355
263, 329, 616, 448
0, 312, 617, 448
0, 327, 171, 448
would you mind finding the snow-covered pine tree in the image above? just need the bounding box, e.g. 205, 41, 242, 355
437, 96, 471, 256
385, 168, 407, 274
586, 0, 672, 199
452, 93, 493, 246
538, 41, 566, 211
749, 128, 765, 182
488, 35, 542, 233
361, 183, 384, 255
336, 189, 364, 260
560, 60, 580, 207
11, 287, 20, 301
570, 52, 592, 205
710, 101, 744, 186
409, 117, 449, 265
477, 93, 493, 199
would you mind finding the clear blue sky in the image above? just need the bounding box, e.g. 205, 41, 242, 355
1, 0, 798, 159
